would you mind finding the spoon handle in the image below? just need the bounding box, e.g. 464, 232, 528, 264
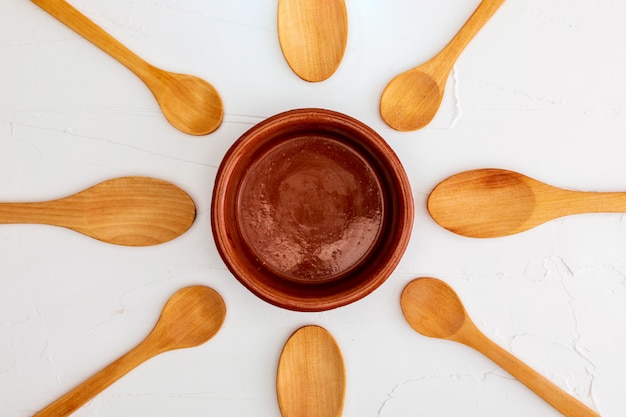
32, 0, 156, 80
433, 0, 505, 72
550, 190, 626, 216
33, 340, 158, 417
0, 200, 85, 230
462, 328, 600, 417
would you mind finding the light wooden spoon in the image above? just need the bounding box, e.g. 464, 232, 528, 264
428, 168, 626, 238
277, 325, 346, 417
380, 0, 505, 131
278, 0, 348, 82
32, 0, 223, 135
0, 177, 195, 246
401, 278, 600, 417
34, 286, 226, 417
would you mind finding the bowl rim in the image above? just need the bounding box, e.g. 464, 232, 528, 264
211, 108, 414, 311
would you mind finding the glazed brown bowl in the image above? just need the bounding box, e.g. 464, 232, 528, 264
211, 108, 413, 311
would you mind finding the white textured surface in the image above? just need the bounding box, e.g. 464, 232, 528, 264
2, 0, 626, 416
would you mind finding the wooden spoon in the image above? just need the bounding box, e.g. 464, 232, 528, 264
0, 176, 196, 246
428, 168, 626, 238
277, 0, 348, 82
32, 0, 223, 135
380, 0, 505, 131
277, 325, 346, 417
401, 278, 600, 417
34, 285, 226, 417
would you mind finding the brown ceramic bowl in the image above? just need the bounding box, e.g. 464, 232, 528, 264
211, 108, 413, 311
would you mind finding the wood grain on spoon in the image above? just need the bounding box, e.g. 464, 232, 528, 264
401, 278, 600, 417
380, 0, 505, 131
277, 325, 346, 417
32, 0, 223, 135
428, 168, 626, 238
0, 177, 196, 246
278, 0, 348, 82
34, 286, 226, 417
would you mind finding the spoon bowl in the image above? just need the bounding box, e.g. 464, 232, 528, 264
380, 0, 505, 131
277, 0, 348, 82
277, 325, 346, 417
152, 72, 224, 136
401, 277, 600, 417
32, 0, 223, 135
34, 286, 226, 417
148, 286, 226, 350
380, 69, 442, 132
400, 276, 467, 339
428, 168, 626, 238
0, 176, 196, 246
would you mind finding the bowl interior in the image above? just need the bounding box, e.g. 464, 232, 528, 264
212, 109, 413, 311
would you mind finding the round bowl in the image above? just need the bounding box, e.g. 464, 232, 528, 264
211, 108, 413, 311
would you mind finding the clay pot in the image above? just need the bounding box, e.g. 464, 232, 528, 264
211, 108, 413, 311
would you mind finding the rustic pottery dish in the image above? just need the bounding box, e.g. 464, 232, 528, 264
212, 108, 413, 311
